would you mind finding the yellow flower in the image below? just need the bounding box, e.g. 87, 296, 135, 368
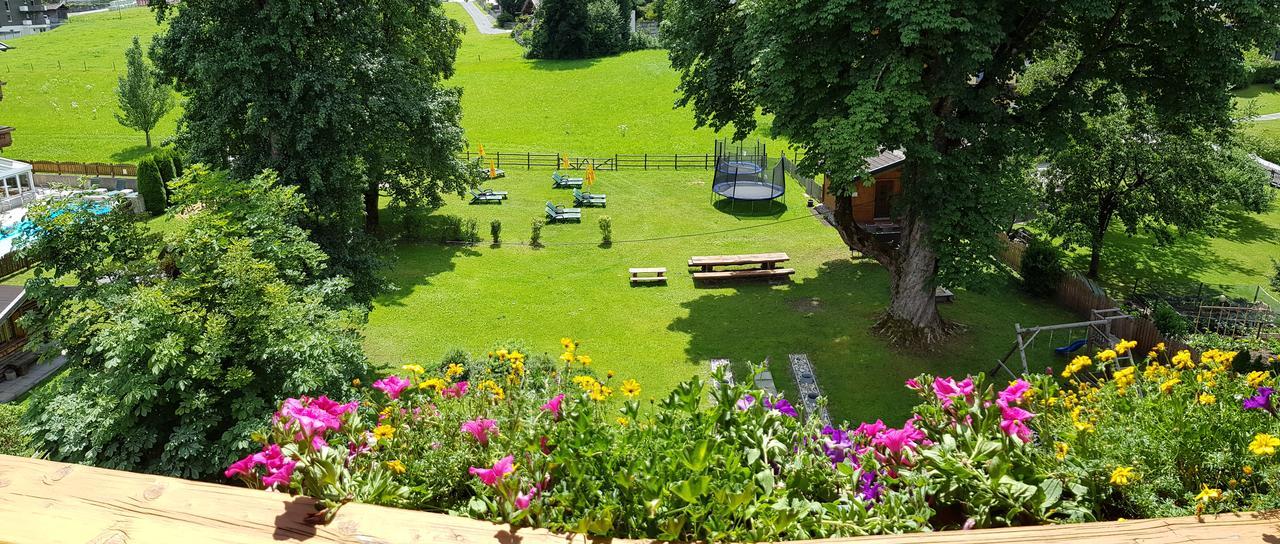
1110, 466, 1137, 486
401, 364, 425, 375
373, 425, 396, 440
620, 379, 641, 398
1114, 366, 1136, 390
385, 460, 406, 474
445, 363, 465, 379
559, 351, 576, 363
1144, 362, 1168, 381
1198, 392, 1216, 405
560, 337, 575, 350
352, 378, 361, 387
1194, 484, 1222, 502
615, 417, 630, 426
1244, 465, 1255, 475
1172, 350, 1194, 370
508, 350, 526, 363
1071, 406, 1095, 432
589, 384, 613, 402
419, 377, 447, 393
495, 348, 509, 360
573, 375, 599, 390
1154, 342, 1166, 352
477, 379, 505, 400
1247, 371, 1271, 389
1146, 351, 1157, 361
1054, 442, 1069, 461
1115, 339, 1138, 355
510, 360, 526, 376
1249, 433, 1280, 456
1097, 349, 1118, 362
1160, 377, 1180, 394
1063, 356, 1092, 378
576, 355, 592, 366
606, 370, 616, 379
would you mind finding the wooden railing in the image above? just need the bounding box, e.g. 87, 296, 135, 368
18, 160, 137, 177
1, 455, 1276, 543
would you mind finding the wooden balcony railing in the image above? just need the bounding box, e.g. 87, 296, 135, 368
1, 454, 1276, 543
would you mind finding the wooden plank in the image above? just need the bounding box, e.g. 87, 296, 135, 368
688, 252, 790, 267
629, 267, 667, 274
692, 268, 795, 281
1, 455, 1278, 543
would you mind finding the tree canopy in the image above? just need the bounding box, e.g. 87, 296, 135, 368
114, 36, 173, 148
529, 0, 631, 59
149, 0, 474, 301
1037, 95, 1274, 279
664, 0, 1280, 341
19, 167, 368, 478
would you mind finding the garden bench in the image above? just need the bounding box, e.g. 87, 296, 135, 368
935, 286, 955, 303
573, 188, 606, 207
552, 172, 584, 188
692, 268, 795, 281
688, 252, 794, 282
629, 267, 667, 284
469, 189, 505, 204
545, 202, 582, 222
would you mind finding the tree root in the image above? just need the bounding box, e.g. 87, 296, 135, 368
871, 313, 966, 350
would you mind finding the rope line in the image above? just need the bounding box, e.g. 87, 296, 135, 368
449, 214, 818, 248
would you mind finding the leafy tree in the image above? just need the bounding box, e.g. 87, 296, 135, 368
18, 166, 369, 478
529, 0, 629, 59
149, 0, 473, 301
664, 0, 1280, 342
1038, 96, 1273, 278
1019, 237, 1063, 298
114, 36, 173, 148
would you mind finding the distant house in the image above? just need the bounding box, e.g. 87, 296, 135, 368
518, 0, 539, 15
0, 1, 70, 36
820, 149, 905, 230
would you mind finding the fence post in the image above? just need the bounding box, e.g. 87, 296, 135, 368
644, 154, 648, 170
675, 154, 679, 171
1255, 286, 1261, 304
614, 154, 618, 171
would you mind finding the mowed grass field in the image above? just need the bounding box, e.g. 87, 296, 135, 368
364, 170, 1077, 424
0, 8, 175, 162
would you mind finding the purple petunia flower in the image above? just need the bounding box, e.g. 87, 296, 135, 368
736, 394, 756, 411
1244, 386, 1275, 413
763, 397, 798, 417
857, 471, 884, 502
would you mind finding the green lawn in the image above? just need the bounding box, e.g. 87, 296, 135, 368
0, 8, 175, 163
366, 169, 1077, 424
1234, 84, 1280, 116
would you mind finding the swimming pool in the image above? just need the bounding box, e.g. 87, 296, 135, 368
0, 202, 112, 242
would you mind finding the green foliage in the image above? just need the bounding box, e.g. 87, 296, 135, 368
0, 402, 30, 457
529, 218, 544, 247
1020, 238, 1063, 297
528, 0, 629, 59
490, 219, 502, 246
1271, 259, 1280, 292
462, 218, 481, 244
18, 166, 369, 479
1239, 49, 1280, 89
1151, 301, 1189, 339
136, 156, 166, 215
151, 0, 474, 301
114, 35, 173, 148
1036, 95, 1274, 278
597, 215, 612, 246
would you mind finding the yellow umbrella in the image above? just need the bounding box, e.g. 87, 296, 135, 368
561, 154, 570, 169
586, 162, 596, 187
478, 144, 486, 158
489, 159, 497, 179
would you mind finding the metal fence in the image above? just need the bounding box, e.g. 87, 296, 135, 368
780, 155, 823, 201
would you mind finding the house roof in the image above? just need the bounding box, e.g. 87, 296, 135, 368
0, 285, 25, 323
865, 149, 905, 174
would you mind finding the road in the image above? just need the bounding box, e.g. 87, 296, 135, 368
453, 0, 511, 35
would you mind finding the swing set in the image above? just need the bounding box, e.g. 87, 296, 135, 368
991, 308, 1135, 378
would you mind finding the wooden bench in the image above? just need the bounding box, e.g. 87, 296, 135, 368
629, 267, 667, 284
688, 252, 794, 282
692, 268, 795, 281
935, 287, 955, 303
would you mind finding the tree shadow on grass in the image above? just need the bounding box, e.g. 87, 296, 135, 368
1215, 208, 1280, 246
527, 57, 604, 71
375, 242, 480, 308
1065, 223, 1264, 294
109, 145, 155, 163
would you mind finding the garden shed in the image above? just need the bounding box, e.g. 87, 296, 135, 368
821, 149, 905, 228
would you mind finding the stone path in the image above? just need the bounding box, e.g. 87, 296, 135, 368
0, 354, 65, 403
787, 353, 830, 424
452, 0, 511, 35
754, 365, 778, 395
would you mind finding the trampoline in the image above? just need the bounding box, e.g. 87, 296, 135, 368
711, 140, 785, 209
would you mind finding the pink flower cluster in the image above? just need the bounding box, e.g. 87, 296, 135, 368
541, 393, 565, 418
276, 395, 358, 450
442, 381, 469, 399
225, 444, 297, 489
469, 454, 515, 486
996, 380, 1035, 442
372, 375, 411, 400
461, 418, 500, 445
932, 377, 975, 408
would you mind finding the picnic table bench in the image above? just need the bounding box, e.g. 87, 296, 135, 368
935, 287, 955, 303
688, 252, 795, 281
629, 267, 667, 284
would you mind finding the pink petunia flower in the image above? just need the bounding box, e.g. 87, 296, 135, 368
469, 455, 515, 486
460, 418, 500, 445
932, 377, 975, 408
372, 375, 411, 400
260, 458, 297, 489
998, 401, 1036, 442
904, 378, 921, 390
541, 394, 565, 417
854, 419, 887, 439
224, 453, 258, 479
442, 381, 469, 399
997, 380, 1031, 406
515, 486, 538, 510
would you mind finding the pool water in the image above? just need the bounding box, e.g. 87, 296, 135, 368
0, 202, 112, 242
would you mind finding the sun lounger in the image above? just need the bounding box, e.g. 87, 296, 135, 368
545, 201, 582, 222
573, 188, 606, 207
552, 172, 584, 188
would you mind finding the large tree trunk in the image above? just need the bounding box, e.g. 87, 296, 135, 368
364, 177, 380, 232
1087, 206, 1113, 279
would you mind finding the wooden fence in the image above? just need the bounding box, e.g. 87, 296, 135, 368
0, 252, 31, 279
461, 150, 721, 171
20, 160, 136, 177
2, 454, 1276, 544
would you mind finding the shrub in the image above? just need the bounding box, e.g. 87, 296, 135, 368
136, 156, 167, 215
1020, 237, 1064, 297
396, 204, 430, 242
1271, 258, 1280, 292
1151, 301, 1189, 339
438, 215, 464, 243
629, 31, 661, 50
528, 0, 629, 59
0, 401, 30, 456
490, 219, 502, 246
155, 151, 177, 184
462, 218, 481, 244
530, 219, 544, 247
598, 215, 612, 246
496, 11, 516, 27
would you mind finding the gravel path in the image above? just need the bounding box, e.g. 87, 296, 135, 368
453, 0, 511, 35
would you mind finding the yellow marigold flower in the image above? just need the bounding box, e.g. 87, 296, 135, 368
1244, 465, 1255, 475
445, 363, 465, 379
1172, 350, 1194, 370
1115, 339, 1138, 355
1055, 442, 1069, 461
1194, 484, 1222, 502
1160, 377, 1180, 394
559, 351, 576, 363
1114, 366, 1136, 389
1071, 406, 1095, 432
1063, 356, 1092, 378
588, 384, 612, 401
1249, 434, 1280, 456
1097, 349, 1118, 362
495, 348, 509, 360
419, 378, 447, 393
373, 424, 396, 440
510, 360, 526, 376
385, 460, 406, 474
615, 417, 629, 426
1144, 362, 1168, 381
1198, 392, 1216, 405
560, 337, 575, 350
1247, 371, 1271, 388
509, 350, 525, 363
576, 355, 592, 366
1110, 466, 1137, 486
620, 379, 641, 398
1154, 342, 1166, 352
1229, 479, 1239, 488
573, 375, 599, 390
401, 364, 425, 375
606, 370, 616, 379
352, 378, 361, 387
1146, 351, 1157, 360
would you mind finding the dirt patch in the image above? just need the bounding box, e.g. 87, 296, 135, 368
787, 297, 824, 314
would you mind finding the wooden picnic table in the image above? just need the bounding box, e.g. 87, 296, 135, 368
688, 252, 790, 272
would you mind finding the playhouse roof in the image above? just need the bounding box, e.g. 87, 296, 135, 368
865, 149, 905, 174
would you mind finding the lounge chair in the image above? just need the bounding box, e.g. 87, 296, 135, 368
470, 189, 504, 204
478, 188, 508, 198
545, 201, 582, 222
573, 188, 606, 207
552, 172, 584, 188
